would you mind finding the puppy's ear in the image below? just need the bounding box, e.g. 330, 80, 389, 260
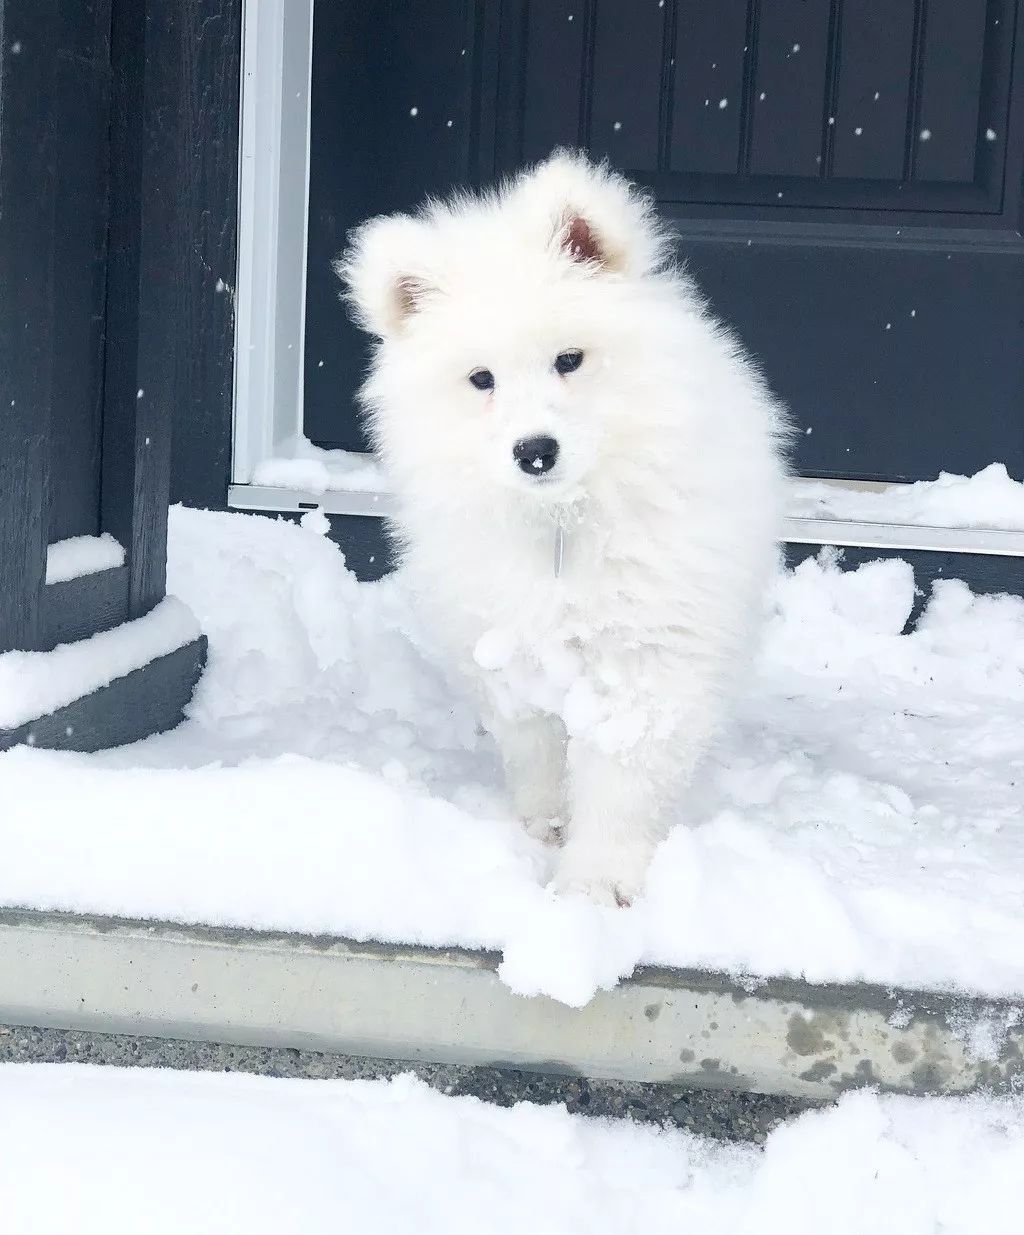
517, 150, 670, 278
560, 215, 607, 267
334, 214, 436, 339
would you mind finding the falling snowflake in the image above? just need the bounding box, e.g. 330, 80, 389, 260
854, 126, 863, 136
919, 128, 931, 141
409, 106, 418, 117
986, 128, 997, 141
613, 121, 622, 131
792, 42, 801, 53
718, 98, 728, 110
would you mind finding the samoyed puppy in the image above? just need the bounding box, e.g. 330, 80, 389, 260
339, 152, 788, 906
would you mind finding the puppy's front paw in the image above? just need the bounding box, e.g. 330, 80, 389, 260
552, 872, 628, 908
551, 842, 650, 908
522, 814, 564, 847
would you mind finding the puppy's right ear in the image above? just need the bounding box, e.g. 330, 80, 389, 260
334, 214, 435, 340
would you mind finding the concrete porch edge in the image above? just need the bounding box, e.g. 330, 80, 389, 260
0, 908, 1020, 1101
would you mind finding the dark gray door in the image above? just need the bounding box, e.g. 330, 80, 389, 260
304, 0, 1024, 483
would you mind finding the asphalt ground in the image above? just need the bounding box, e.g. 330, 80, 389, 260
0, 1023, 815, 1143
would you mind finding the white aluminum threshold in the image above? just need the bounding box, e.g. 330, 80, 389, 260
228, 481, 1024, 558
230, 481, 397, 519
0, 910, 1020, 1100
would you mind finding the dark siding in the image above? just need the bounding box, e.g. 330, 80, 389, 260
48, 0, 112, 543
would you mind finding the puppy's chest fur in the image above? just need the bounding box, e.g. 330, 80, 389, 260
406, 502, 676, 654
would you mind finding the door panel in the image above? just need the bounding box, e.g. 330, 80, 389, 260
830, 0, 916, 182
303, 0, 480, 452
670, 1, 749, 176
589, 1, 665, 169
304, 0, 1024, 482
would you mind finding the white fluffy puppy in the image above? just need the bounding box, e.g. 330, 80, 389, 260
339, 152, 788, 906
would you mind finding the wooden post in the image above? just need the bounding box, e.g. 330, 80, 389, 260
0, 1, 59, 652
101, 0, 183, 620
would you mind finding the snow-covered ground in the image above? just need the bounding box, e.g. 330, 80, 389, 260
1, 1064, 1021, 1233
2, 487, 1024, 1006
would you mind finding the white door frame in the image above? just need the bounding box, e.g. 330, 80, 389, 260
232, 0, 315, 488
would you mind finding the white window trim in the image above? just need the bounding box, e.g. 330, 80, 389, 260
227, 4, 1024, 560
232, 0, 315, 487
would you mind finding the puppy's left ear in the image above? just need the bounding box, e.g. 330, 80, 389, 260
515, 150, 670, 278
334, 213, 438, 339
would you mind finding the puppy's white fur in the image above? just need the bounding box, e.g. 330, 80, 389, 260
339, 153, 789, 906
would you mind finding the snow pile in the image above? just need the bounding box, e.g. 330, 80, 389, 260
1, 1065, 1022, 1234
0, 597, 199, 729
1, 506, 1023, 1005
791, 463, 1024, 529
251, 435, 384, 494
45, 533, 124, 584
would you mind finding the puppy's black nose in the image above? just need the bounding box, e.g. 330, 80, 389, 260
513, 435, 559, 476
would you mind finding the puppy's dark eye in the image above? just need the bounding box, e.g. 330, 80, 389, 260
469, 368, 495, 391
554, 350, 584, 375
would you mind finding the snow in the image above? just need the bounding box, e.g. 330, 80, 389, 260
1, 1065, 1022, 1234
0, 596, 199, 730
45, 533, 124, 584
250, 435, 384, 494
792, 463, 1024, 530
1, 504, 1023, 1007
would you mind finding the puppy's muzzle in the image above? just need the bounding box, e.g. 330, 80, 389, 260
513, 435, 559, 477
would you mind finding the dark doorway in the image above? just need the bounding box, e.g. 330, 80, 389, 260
303, 0, 1023, 483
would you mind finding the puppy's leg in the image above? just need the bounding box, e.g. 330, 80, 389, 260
487, 710, 567, 843
555, 670, 718, 905
554, 739, 671, 905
